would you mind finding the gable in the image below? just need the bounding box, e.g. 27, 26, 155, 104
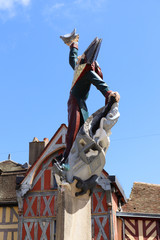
18, 124, 67, 197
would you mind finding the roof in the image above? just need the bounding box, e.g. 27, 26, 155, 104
0, 174, 19, 205
0, 159, 29, 173
122, 182, 160, 214
0, 160, 28, 205
24, 123, 67, 178
108, 175, 127, 204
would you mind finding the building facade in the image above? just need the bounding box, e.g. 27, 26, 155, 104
16, 124, 126, 240
0, 125, 159, 239
0, 158, 28, 240
117, 182, 160, 239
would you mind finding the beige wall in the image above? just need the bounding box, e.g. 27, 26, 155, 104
0, 206, 18, 240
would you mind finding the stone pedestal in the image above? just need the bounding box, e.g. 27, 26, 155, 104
56, 181, 91, 240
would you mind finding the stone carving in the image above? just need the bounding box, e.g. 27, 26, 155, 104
52, 96, 120, 196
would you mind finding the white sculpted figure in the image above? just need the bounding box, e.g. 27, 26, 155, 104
53, 96, 120, 196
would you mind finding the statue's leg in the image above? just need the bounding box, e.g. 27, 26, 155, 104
63, 95, 81, 162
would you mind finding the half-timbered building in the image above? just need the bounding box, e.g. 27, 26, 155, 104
16, 124, 67, 240
117, 182, 160, 239
0, 157, 28, 240
16, 124, 127, 239
13, 124, 160, 239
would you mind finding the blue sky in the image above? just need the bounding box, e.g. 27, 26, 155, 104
0, 0, 160, 198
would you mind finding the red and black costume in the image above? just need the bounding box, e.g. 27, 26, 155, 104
63, 43, 112, 160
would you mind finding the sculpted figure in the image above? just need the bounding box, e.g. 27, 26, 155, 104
59, 29, 120, 164
52, 29, 120, 196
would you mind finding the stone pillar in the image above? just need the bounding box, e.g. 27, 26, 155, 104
56, 181, 92, 240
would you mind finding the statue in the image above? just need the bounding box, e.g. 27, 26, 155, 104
52, 29, 120, 196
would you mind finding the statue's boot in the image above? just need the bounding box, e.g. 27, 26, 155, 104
60, 28, 79, 46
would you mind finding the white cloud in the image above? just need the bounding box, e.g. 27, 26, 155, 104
73, 0, 83, 5
51, 3, 65, 10
44, 0, 106, 20
73, 0, 106, 11
0, 0, 13, 10
44, 2, 65, 16
43, 0, 107, 31
45, 0, 106, 18
19, 0, 30, 6
0, 0, 30, 10
43, 2, 65, 21
0, 0, 30, 20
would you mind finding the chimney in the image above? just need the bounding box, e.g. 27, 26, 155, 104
29, 137, 49, 165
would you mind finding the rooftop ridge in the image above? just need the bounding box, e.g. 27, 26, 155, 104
133, 182, 160, 186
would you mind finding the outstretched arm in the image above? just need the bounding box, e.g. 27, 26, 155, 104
88, 69, 120, 104
88, 70, 110, 96
69, 43, 79, 70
